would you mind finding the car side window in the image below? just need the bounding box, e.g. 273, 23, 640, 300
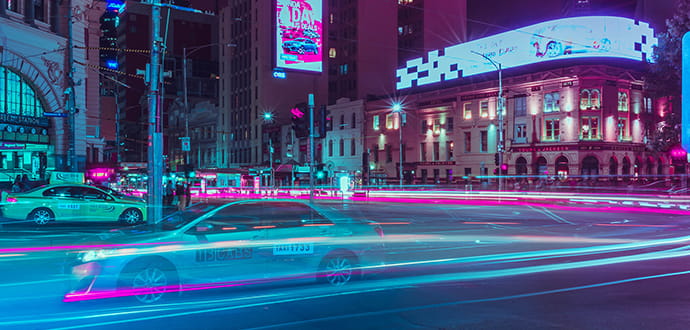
190, 203, 264, 234
82, 187, 108, 200
43, 186, 76, 198
263, 202, 332, 228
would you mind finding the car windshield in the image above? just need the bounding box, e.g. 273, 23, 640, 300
157, 202, 220, 230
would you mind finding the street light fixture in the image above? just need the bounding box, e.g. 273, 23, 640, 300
471, 51, 504, 192
262, 111, 275, 188
392, 103, 404, 188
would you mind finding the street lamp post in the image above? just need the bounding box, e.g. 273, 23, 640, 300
262, 111, 275, 188
471, 51, 504, 192
392, 103, 404, 187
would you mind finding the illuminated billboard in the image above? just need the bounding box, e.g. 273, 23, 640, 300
397, 16, 658, 90
275, 0, 323, 73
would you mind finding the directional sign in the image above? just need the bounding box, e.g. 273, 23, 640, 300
180, 136, 191, 151
43, 112, 68, 117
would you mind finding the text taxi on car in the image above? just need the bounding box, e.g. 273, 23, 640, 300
64, 200, 386, 303
1, 184, 147, 225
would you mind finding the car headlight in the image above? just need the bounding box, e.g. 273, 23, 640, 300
79, 249, 118, 262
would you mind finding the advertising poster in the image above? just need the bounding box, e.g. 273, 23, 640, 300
275, 0, 323, 73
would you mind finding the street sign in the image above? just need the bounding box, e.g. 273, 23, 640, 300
43, 112, 68, 117
296, 166, 310, 173
180, 136, 190, 151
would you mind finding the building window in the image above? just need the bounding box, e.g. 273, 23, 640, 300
373, 115, 380, 130
372, 144, 379, 163
446, 117, 454, 130
464, 132, 471, 153
339, 139, 344, 156
386, 113, 395, 129
1, 67, 45, 117
480, 100, 489, 118
329, 48, 336, 58
644, 96, 653, 113
420, 142, 427, 161
340, 114, 345, 129
618, 91, 629, 112
515, 96, 527, 116
339, 64, 348, 75
544, 118, 560, 141
386, 144, 392, 162
544, 92, 560, 113
480, 130, 487, 152
328, 140, 333, 157
514, 123, 527, 143
618, 117, 629, 140
433, 142, 440, 161
463, 102, 472, 119
350, 139, 356, 156
433, 119, 441, 135
421, 120, 427, 134
580, 116, 599, 140
351, 113, 356, 129
446, 141, 454, 160
580, 89, 601, 110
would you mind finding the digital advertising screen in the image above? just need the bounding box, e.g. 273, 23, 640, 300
275, 0, 323, 73
396, 16, 658, 90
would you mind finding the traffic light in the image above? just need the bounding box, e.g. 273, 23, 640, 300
494, 153, 499, 166
319, 106, 332, 138
291, 102, 309, 138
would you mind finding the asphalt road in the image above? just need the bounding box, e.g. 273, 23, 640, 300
1, 200, 690, 329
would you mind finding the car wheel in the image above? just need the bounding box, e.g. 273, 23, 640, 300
28, 208, 54, 225
120, 208, 143, 225
298, 47, 305, 54
320, 254, 357, 287
120, 262, 176, 304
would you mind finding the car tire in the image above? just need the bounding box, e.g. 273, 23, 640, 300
319, 253, 358, 287
120, 208, 143, 225
298, 47, 305, 54
119, 260, 177, 304
28, 208, 54, 225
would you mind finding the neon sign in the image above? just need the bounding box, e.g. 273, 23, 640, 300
397, 16, 657, 90
275, 0, 323, 73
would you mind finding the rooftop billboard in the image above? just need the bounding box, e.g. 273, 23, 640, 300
275, 0, 323, 73
396, 16, 658, 90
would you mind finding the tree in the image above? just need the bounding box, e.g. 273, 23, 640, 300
644, 0, 690, 152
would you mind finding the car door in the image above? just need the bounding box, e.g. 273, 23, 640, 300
179, 202, 269, 286
42, 186, 85, 221
81, 187, 119, 222
263, 201, 335, 281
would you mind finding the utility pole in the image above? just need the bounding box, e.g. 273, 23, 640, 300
67, 1, 77, 171
308, 93, 315, 202
147, 0, 163, 223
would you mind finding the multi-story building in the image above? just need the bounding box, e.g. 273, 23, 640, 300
0, 0, 94, 179
366, 15, 666, 185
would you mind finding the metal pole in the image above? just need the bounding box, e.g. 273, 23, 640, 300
269, 139, 274, 188
147, 0, 163, 224
67, 2, 76, 171
308, 93, 315, 202
114, 90, 121, 164
182, 47, 190, 166
399, 111, 403, 187
498, 63, 504, 192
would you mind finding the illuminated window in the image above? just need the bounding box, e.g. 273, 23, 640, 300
580, 89, 601, 110
373, 115, 380, 130
463, 102, 472, 119
329, 48, 336, 58
339, 64, 348, 75
644, 96, 653, 113
544, 118, 560, 141
480, 100, 489, 118
580, 116, 599, 140
398, 0, 414, 4
617, 91, 629, 111
1, 67, 45, 117
386, 113, 394, 129
447, 141, 454, 160
433, 119, 441, 135
544, 92, 560, 113
618, 117, 629, 140
514, 123, 527, 143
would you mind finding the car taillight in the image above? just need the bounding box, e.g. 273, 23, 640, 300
374, 226, 384, 238
6, 197, 17, 203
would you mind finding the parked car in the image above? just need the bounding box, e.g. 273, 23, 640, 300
282, 38, 319, 55
64, 200, 386, 303
1, 184, 146, 225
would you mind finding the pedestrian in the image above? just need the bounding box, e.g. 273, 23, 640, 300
185, 181, 192, 207
176, 181, 186, 211
11, 175, 21, 193
164, 180, 174, 206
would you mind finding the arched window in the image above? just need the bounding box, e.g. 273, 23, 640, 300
617, 91, 628, 112
328, 140, 333, 157
579, 89, 591, 110
339, 138, 344, 156
0, 67, 45, 118
579, 89, 601, 110
590, 89, 600, 109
